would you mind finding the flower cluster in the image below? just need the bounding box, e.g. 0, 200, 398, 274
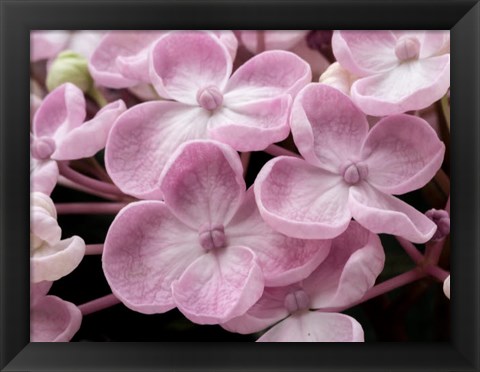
30, 30, 451, 342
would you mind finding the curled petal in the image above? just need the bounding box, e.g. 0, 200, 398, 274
349, 183, 437, 243
150, 31, 231, 104
332, 31, 398, 77
52, 100, 126, 160
105, 101, 210, 199
103, 201, 203, 314
211, 30, 238, 61
172, 246, 264, 324
30, 295, 82, 342
30, 159, 59, 196
351, 55, 450, 116
361, 115, 445, 195
257, 311, 364, 342
304, 221, 385, 309
290, 83, 369, 171
89, 31, 164, 88
224, 50, 311, 103
160, 140, 246, 229
319, 62, 357, 96
31, 236, 86, 283
33, 83, 86, 140
208, 96, 291, 151
443, 275, 450, 299
227, 189, 331, 286
31, 281, 53, 306
255, 156, 351, 239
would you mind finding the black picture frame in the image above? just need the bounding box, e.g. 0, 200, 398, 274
1, 0, 479, 371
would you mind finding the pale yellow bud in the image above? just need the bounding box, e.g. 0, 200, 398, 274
46, 50, 93, 93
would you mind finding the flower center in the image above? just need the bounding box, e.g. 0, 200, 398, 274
32, 136, 56, 160
341, 162, 368, 185
284, 290, 310, 314
394, 36, 421, 61
198, 224, 226, 251
196, 85, 223, 111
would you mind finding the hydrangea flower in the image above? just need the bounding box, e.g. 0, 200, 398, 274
105, 31, 311, 199
332, 30, 450, 116
89, 30, 237, 89
255, 84, 445, 242
222, 222, 385, 342
31, 192, 85, 283
30, 83, 126, 190
30, 281, 82, 342
103, 140, 330, 324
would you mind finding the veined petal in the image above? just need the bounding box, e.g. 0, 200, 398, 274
332, 30, 398, 77
105, 101, 210, 199
351, 55, 450, 116
361, 115, 445, 195
102, 201, 203, 314
53, 100, 126, 160
159, 140, 245, 229
255, 156, 351, 240
31, 236, 86, 283
30, 295, 82, 342
222, 286, 292, 334
208, 96, 291, 151
304, 221, 385, 309
33, 83, 86, 139
257, 311, 364, 342
211, 30, 238, 61
150, 31, 231, 104
227, 188, 331, 287
31, 158, 59, 196
290, 83, 369, 171
89, 31, 164, 88
349, 183, 437, 243
224, 50, 311, 103
172, 246, 264, 324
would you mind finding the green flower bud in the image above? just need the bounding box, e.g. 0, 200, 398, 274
46, 50, 93, 93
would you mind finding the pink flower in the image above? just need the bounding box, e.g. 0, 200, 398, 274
89, 30, 238, 89
332, 31, 450, 116
31, 192, 85, 283
30, 281, 82, 342
255, 84, 445, 242
30, 83, 126, 193
105, 31, 311, 199
102, 140, 330, 324
222, 222, 385, 342
443, 275, 450, 299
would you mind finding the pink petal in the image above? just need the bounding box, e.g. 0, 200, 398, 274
150, 31, 231, 104
211, 30, 238, 61
30, 31, 70, 62
290, 83, 369, 171
31, 295, 82, 342
319, 62, 357, 96
240, 31, 308, 53
304, 221, 385, 309
52, 100, 126, 160
31, 236, 86, 283
105, 101, 210, 199
31, 158, 59, 195
257, 311, 364, 342
332, 31, 398, 77
227, 189, 331, 286
222, 286, 291, 334
443, 275, 450, 299
172, 246, 264, 324
254, 156, 351, 239
102, 201, 203, 314
33, 83, 86, 140
89, 31, 164, 88
224, 50, 311, 103
31, 206, 61, 247
67, 31, 105, 60
351, 55, 450, 116
361, 115, 445, 195
207, 96, 291, 151
160, 140, 246, 229
31, 281, 53, 306
418, 31, 450, 58
349, 183, 437, 243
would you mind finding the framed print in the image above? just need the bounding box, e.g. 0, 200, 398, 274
1, 0, 479, 371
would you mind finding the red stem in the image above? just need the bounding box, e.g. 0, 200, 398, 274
263, 144, 300, 158
55, 202, 127, 215
78, 294, 121, 316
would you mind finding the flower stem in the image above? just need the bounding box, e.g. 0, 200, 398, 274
241, 152, 251, 178
424, 265, 449, 282
57, 176, 123, 201
87, 85, 108, 108
85, 244, 104, 255
263, 144, 300, 158
396, 237, 424, 264
55, 202, 126, 215
58, 162, 125, 198
78, 294, 121, 316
